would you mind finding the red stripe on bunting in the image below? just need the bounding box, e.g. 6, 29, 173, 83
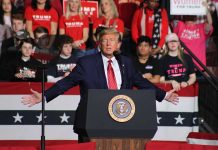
0, 82, 198, 96
187, 132, 218, 140
0, 82, 80, 95
156, 83, 198, 97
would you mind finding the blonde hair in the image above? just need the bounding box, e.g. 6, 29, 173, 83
65, 0, 82, 19
164, 42, 186, 65
98, 0, 119, 18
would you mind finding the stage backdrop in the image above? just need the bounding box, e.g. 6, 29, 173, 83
0, 82, 199, 141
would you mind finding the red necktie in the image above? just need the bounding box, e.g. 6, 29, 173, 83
107, 60, 118, 89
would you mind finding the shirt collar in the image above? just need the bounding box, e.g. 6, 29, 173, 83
101, 53, 116, 63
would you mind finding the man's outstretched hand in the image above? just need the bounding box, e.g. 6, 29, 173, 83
21, 89, 42, 107
165, 89, 179, 105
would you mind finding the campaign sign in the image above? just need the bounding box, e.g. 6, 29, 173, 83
170, 0, 207, 15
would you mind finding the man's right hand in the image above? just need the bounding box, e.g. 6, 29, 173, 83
21, 89, 42, 107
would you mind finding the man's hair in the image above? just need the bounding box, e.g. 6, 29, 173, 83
98, 28, 121, 42
57, 35, 73, 51
137, 36, 151, 46
12, 13, 26, 23
33, 26, 49, 36
18, 38, 35, 50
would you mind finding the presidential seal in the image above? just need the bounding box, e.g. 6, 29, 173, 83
108, 95, 135, 122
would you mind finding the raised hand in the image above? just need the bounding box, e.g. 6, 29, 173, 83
21, 89, 42, 107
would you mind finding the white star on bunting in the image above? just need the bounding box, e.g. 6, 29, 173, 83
174, 114, 185, 125
13, 113, 23, 123
60, 113, 70, 123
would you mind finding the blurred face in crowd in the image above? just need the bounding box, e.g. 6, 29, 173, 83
99, 33, 120, 58
137, 42, 151, 57
2, 0, 12, 13
68, 0, 80, 13
183, 15, 197, 23
101, 0, 111, 14
34, 32, 49, 48
12, 19, 26, 33
61, 43, 73, 57
21, 42, 34, 57
35, 32, 47, 40
167, 40, 180, 52
148, 0, 159, 9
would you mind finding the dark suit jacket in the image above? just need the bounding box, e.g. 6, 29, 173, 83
45, 52, 166, 134
1, 37, 15, 54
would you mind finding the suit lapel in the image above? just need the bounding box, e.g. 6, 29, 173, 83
117, 55, 126, 89
95, 53, 108, 89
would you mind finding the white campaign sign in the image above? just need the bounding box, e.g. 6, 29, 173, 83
170, 0, 207, 15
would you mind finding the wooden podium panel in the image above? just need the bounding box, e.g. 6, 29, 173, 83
90, 138, 150, 150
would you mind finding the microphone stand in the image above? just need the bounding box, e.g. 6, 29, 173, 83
41, 66, 46, 150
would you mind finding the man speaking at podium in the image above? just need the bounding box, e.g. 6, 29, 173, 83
21, 28, 179, 141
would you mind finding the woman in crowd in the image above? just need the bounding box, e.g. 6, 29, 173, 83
46, 35, 77, 82
173, 1, 213, 67
131, 0, 169, 56
93, 0, 124, 42
0, 0, 16, 28
24, 0, 63, 17
159, 33, 196, 91
132, 36, 161, 83
0, 0, 14, 52
59, 0, 89, 58
25, 0, 58, 39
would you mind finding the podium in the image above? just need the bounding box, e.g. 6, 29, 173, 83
77, 89, 158, 150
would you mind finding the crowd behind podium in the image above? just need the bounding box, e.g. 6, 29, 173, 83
0, 0, 217, 92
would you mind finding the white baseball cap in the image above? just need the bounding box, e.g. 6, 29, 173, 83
165, 33, 179, 42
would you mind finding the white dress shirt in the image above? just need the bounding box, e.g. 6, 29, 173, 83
102, 54, 122, 89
